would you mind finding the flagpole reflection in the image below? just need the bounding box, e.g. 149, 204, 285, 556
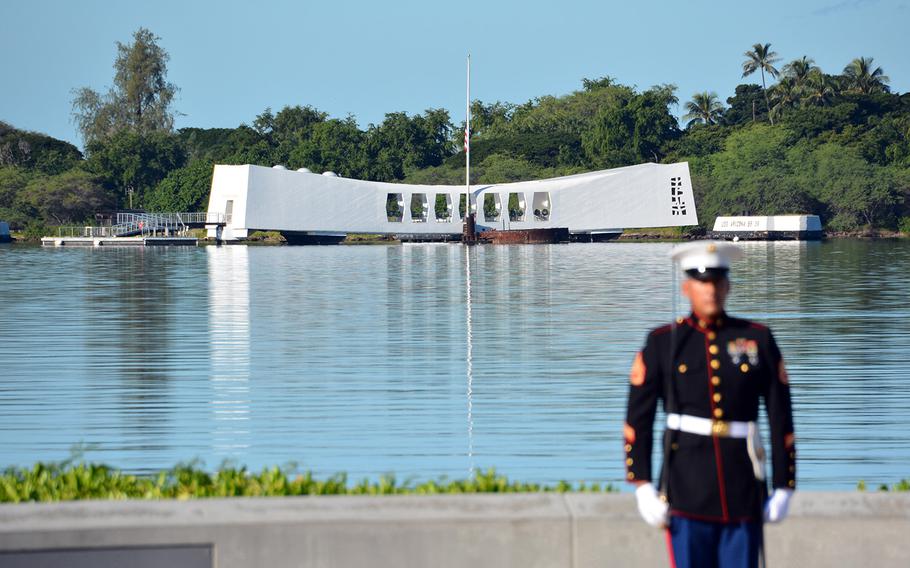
465, 245, 475, 476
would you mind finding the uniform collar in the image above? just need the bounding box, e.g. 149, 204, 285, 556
690, 311, 725, 331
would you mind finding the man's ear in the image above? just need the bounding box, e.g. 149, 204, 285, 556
680, 278, 692, 299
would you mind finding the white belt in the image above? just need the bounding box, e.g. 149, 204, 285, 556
667, 413, 754, 439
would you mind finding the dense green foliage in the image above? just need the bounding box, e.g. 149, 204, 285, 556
1, 32, 909, 235
0, 461, 612, 503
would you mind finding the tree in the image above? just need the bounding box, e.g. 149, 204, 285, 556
0, 166, 35, 228
724, 84, 767, 125
0, 121, 83, 175
86, 130, 186, 207
700, 124, 815, 222
72, 28, 178, 145
467, 101, 515, 138
665, 124, 730, 161
769, 79, 801, 120
144, 160, 214, 212
807, 143, 900, 229
683, 92, 725, 127
742, 43, 781, 124
21, 170, 114, 225
581, 76, 616, 91
288, 118, 367, 178
843, 57, 890, 95
781, 56, 817, 86
363, 110, 453, 181
478, 154, 544, 184
803, 71, 836, 106
582, 86, 680, 167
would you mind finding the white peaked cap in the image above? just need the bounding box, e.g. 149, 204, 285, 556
670, 241, 745, 272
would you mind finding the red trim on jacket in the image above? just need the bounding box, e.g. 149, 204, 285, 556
652, 323, 674, 336
703, 330, 730, 521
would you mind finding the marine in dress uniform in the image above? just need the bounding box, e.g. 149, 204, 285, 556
624, 242, 796, 568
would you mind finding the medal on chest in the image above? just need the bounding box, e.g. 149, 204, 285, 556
727, 338, 759, 366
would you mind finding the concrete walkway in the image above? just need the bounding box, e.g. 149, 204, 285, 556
1, 492, 907, 567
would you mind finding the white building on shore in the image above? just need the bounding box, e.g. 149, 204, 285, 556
206, 162, 697, 243
710, 215, 823, 240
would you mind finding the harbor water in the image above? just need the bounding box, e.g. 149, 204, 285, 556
0, 240, 908, 489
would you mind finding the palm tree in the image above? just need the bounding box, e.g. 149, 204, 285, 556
742, 43, 781, 124
683, 92, 725, 127
804, 70, 835, 106
843, 57, 890, 94
781, 56, 818, 86
769, 78, 800, 120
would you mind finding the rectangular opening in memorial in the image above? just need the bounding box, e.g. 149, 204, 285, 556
410, 193, 428, 222
435, 194, 453, 222
386, 193, 404, 222
532, 192, 550, 221
483, 193, 501, 222
508, 192, 526, 222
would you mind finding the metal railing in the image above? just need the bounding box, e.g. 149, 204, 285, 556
115, 212, 230, 227
55, 212, 230, 239
57, 226, 115, 237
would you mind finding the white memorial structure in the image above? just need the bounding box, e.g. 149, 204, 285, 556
205, 161, 698, 243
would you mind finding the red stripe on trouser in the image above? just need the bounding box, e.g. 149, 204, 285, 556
666, 527, 676, 568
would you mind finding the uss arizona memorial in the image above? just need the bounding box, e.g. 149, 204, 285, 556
205, 161, 698, 243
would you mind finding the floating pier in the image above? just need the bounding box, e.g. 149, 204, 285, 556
41, 212, 227, 247
41, 237, 197, 247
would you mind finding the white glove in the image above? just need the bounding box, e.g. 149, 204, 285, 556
634, 482, 669, 528
764, 488, 794, 523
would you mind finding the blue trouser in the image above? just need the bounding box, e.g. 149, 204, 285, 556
667, 516, 762, 568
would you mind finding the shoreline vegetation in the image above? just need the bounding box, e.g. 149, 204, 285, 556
0, 461, 905, 503
1, 30, 908, 239
0, 461, 612, 503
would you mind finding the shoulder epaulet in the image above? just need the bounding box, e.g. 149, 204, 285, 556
723, 315, 764, 331
651, 321, 679, 336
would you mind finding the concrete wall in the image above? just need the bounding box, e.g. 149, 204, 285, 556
1, 493, 907, 567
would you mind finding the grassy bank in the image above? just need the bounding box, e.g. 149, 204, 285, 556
0, 462, 613, 503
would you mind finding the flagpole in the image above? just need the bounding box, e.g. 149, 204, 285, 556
465, 54, 471, 216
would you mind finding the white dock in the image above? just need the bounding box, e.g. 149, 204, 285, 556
41, 237, 198, 247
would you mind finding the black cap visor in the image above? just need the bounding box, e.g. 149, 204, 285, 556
685, 267, 729, 282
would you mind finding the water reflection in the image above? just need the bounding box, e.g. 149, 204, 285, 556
0, 240, 908, 488
465, 246, 474, 475
208, 246, 251, 458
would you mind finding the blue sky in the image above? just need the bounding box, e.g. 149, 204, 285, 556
2, 0, 907, 149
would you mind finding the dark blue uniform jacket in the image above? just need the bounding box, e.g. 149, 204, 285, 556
624, 313, 796, 522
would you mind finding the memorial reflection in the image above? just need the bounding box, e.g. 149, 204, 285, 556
207, 246, 251, 458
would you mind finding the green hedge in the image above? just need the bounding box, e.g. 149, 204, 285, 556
857, 479, 910, 492
0, 462, 614, 503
